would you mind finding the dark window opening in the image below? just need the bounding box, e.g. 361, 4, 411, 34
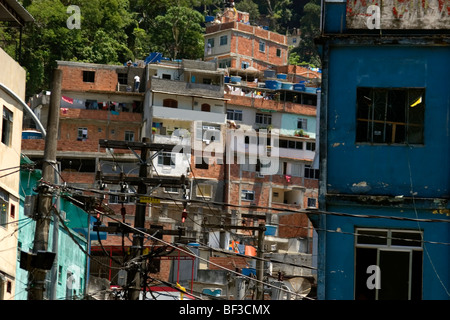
118, 73, 128, 85
201, 104, 211, 112
356, 87, 425, 144
195, 156, 209, 169
163, 99, 178, 109
2, 107, 13, 146
83, 71, 95, 83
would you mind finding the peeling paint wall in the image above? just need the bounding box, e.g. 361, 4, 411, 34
346, 0, 450, 29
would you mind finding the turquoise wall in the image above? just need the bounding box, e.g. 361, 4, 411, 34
280, 113, 316, 138
16, 164, 89, 300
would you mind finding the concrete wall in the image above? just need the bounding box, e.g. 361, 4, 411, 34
0, 48, 26, 300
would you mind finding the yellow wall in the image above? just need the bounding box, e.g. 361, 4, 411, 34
0, 48, 26, 300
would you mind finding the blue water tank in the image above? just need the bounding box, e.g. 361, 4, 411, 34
265, 80, 281, 90
22, 130, 43, 139
230, 76, 241, 84
276, 73, 287, 80
294, 83, 305, 91
281, 82, 293, 90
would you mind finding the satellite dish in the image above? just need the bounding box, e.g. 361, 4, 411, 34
287, 277, 311, 300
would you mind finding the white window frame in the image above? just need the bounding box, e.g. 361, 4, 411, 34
241, 190, 255, 201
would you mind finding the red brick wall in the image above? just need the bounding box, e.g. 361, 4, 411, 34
59, 65, 118, 92
225, 94, 316, 116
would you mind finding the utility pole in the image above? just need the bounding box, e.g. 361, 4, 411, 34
97, 139, 189, 300
127, 137, 150, 300
28, 69, 61, 300
255, 222, 266, 300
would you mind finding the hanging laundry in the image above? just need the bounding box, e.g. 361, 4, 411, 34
62, 96, 73, 104
245, 245, 257, 256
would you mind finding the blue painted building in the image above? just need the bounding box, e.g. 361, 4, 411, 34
16, 155, 90, 300
313, 0, 450, 300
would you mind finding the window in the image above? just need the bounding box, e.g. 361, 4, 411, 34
307, 198, 317, 208
157, 152, 175, 167
165, 187, 179, 193
58, 265, 63, 285
304, 165, 319, 179
207, 38, 215, 48
289, 163, 302, 177
195, 156, 209, 169
219, 59, 231, 68
118, 73, 128, 85
10, 204, 15, 219
241, 190, 255, 201
82, 71, 95, 83
259, 41, 265, 52
242, 61, 250, 69
220, 35, 228, 46
77, 127, 88, 141
297, 118, 308, 130
125, 131, 134, 142
227, 109, 243, 121
356, 88, 425, 144
196, 184, 212, 198
2, 107, 13, 146
279, 139, 303, 150
276, 48, 281, 57
355, 228, 423, 300
162, 74, 171, 80
0, 189, 8, 228
201, 104, 211, 112
255, 113, 272, 125
163, 99, 178, 108
306, 142, 315, 151
196, 124, 221, 142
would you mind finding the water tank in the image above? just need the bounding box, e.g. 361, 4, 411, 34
294, 83, 305, 91
276, 73, 287, 80
265, 80, 281, 90
281, 82, 293, 90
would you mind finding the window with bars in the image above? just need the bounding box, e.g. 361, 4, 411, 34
356, 88, 425, 144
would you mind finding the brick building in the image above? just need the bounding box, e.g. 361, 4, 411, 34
204, 8, 288, 74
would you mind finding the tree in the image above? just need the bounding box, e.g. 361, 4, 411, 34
290, 0, 321, 67
149, 6, 205, 60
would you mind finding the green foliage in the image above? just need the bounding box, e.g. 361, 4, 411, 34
149, 6, 205, 60
5, 0, 321, 97
290, 0, 321, 67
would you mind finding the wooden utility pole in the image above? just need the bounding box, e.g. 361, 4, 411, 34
28, 69, 62, 300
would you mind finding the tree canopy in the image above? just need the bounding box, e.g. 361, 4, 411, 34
3, 0, 321, 97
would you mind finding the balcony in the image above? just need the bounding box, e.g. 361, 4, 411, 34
152, 105, 226, 124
